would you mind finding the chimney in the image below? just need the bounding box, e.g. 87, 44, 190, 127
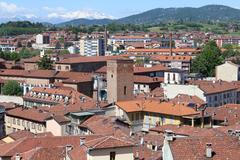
15, 153, 21, 160
135, 150, 139, 160
65, 145, 73, 160
80, 137, 86, 146
206, 143, 213, 158
164, 130, 174, 141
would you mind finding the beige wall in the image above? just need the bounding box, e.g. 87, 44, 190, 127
55, 64, 71, 71
46, 119, 64, 136
24, 63, 39, 71
25, 78, 51, 85
216, 61, 239, 82
5, 115, 46, 135
88, 147, 134, 160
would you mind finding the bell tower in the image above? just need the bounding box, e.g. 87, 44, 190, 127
107, 59, 134, 104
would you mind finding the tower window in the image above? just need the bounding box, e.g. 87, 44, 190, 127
124, 86, 127, 95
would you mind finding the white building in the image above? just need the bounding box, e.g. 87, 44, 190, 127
79, 38, 105, 56
36, 34, 50, 44
164, 68, 187, 84
162, 80, 238, 107
216, 61, 240, 82
0, 44, 16, 53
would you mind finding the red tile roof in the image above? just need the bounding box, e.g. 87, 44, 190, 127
134, 75, 163, 84
6, 107, 52, 123
116, 100, 199, 116
188, 80, 238, 95
169, 135, 240, 160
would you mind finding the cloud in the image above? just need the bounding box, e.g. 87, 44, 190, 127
43, 6, 114, 20
47, 10, 114, 20
0, 1, 21, 13
0, 2, 114, 23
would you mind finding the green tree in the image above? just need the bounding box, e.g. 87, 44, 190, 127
55, 42, 62, 49
2, 80, 22, 96
37, 55, 53, 70
191, 41, 223, 77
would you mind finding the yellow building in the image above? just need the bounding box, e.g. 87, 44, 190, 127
115, 100, 205, 132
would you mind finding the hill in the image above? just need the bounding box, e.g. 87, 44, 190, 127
58, 5, 240, 26
57, 18, 114, 27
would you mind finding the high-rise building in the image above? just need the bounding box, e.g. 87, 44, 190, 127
79, 38, 105, 56
36, 34, 50, 45
107, 59, 134, 104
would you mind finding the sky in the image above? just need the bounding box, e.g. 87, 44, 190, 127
0, 0, 240, 23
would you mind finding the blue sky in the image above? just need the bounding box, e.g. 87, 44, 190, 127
0, 0, 239, 23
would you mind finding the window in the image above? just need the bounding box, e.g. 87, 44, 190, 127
65, 66, 70, 70
17, 119, 20, 125
110, 152, 116, 160
38, 125, 42, 131
111, 74, 113, 78
13, 118, 16, 124
173, 73, 176, 81
57, 66, 61, 70
22, 120, 25, 127
32, 123, 35, 129
124, 86, 127, 95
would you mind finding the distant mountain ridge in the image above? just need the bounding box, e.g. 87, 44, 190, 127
58, 5, 240, 26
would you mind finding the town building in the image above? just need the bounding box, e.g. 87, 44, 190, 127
79, 38, 105, 56
108, 100, 210, 132
107, 59, 134, 103
216, 61, 240, 82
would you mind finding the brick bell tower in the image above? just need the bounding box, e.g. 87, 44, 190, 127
107, 59, 134, 104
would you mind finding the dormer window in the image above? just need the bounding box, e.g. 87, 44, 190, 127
64, 96, 69, 103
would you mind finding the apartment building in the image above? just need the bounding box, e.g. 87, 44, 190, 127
0, 44, 16, 53
5, 107, 50, 135
23, 87, 92, 107
163, 80, 238, 107
79, 38, 105, 56
150, 55, 192, 72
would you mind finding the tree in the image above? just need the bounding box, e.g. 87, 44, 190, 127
191, 41, 223, 77
37, 55, 53, 70
2, 80, 22, 96
55, 42, 62, 49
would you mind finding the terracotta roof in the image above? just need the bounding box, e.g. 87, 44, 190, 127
6, 107, 51, 123
170, 94, 206, 108
84, 136, 134, 150
134, 75, 163, 84
116, 100, 199, 116
128, 48, 199, 53
0, 69, 57, 78
188, 80, 238, 95
56, 55, 123, 64
55, 71, 93, 83
134, 64, 168, 73
0, 135, 133, 158
150, 55, 192, 62
23, 87, 93, 106
12, 147, 66, 160
79, 115, 130, 136
169, 135, 240, 160
205, 104, 240, 126
112, 36, 147, 39
95, 64, 168, 74
23, 56, 41, 63
0, 102, 17, 111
